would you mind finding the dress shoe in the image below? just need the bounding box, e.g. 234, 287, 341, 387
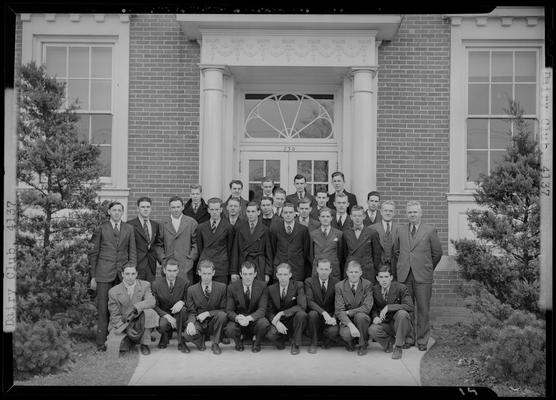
322, 339, 333, 349
211, 343, 222, 355
308, 344, 318, 354
385, 340, 394, 353
418, 344, 428, 351
402, 342, 414, 349
290, 343, 300, 355
234, 339, 244, 352
157, 342, 167, 349
196, 340, 206, 351
273, 339, 285, 350
178, 342, 190, 353
345, 341, 355, 352
96, 344, 107, 352
150, 334, 157, 342
221, 337, 231, 345
140, 345, 151, 355
392, 346, 403, 360
357, 345, 368, 356
252, 344, 261, 353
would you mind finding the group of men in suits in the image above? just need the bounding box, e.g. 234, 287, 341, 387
88, 172, 443, 357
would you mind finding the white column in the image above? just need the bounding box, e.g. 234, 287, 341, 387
200, 65, 225, 198
350, 67, 377, 203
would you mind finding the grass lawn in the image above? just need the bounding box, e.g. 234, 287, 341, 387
421, 323, 545, 397
13, 340, 139, 386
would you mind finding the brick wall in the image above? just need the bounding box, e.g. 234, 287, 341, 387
127, 14, 200, 221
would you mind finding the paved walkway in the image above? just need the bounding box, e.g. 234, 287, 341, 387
129, 336, 435, 386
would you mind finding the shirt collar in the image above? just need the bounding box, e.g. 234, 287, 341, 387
284, 221, 295, 228
110, 220, 120, 229
243, 283, 252, 292
124, 280, 136, 291
166, 278, 176, 287
171, 214, 182, 222
138, 216, 149, 224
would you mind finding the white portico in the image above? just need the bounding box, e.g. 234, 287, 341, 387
177, 14, 402, 201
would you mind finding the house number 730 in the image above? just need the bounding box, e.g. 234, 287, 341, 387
284, 146, 296, 152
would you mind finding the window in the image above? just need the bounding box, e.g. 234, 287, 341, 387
43, 44, 113, 177
466, 49, 538, 181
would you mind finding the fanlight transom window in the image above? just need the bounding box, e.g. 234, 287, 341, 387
244, 93, 334, 139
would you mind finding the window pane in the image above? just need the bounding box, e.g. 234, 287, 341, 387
245, 118, 278, 138
515, 84, 536, 114
91, 79, 112, 110
45, 47, 66, 77
68, 47, 89, 78
468, 84, 489, 115
297, 160, 312, 180
467, 119, 488, 149
91, 115, 112, 144
491, 84, 512, 115
91, 47, 112, 78
278, 96, 300, 131
314, 160, 329, 182
98, 146, 111, 176
266, 160, 280, 182
490, 119, 511, 149
298, 118, 333, 139
469, 51, 489, 82
76, 114, 90, 142
467, 151, 488, 181
306, 184, 313, 196
490, 150, 506, 171
249, 185, 261, 202
515, 51, 536, 82
314, 183, 329, 196
522, 119, 538, 140
294, 98, 332, 138
249, 160, 263, 181
68, 79, 89, 109
492, 51, 513, 82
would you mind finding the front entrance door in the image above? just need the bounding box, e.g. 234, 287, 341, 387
240, 151, 337, 201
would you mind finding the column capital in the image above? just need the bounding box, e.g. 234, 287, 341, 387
199, 64, 228, 72
349, 66, 378, 78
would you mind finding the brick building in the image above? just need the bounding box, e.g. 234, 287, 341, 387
15, 7, 546, 306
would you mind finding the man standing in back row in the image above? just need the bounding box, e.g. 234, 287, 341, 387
327, 171, 357, 215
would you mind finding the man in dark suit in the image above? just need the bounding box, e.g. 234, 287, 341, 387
286, 174, 318, 212
89, 201, 137, 352
151, 261, 190, 352
269, 203, 311, 282
310, 207, 343, 280
260, 196, 282, 228
295, 197, 321, 233
266, 263, 307, 355
159, 196, 198, 284
304, 258, 340, 354
363, 191, 382, 227
183, 184, 210, 224
272, 188, 287, 218
224, 197, 243, 227
311, 189, 332, 220
183, 260, 228, 355
223, 179, 249, 219
196, 198, 235, 284
330, 192, 353, 232
225, 261, 271, 353
127, 196, 164, 283
253, 176, 276, 204
232, 202, 273, 283
335, 260, 373, 356
368, 264, 414, 360
393, 200, 443, 351
342, 205, 382, 284
370, 200, 400, 269
327, 171, 358, 215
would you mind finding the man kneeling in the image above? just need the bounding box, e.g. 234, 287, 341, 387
225, 261, 271, 353
108, 265, 158, 355
368, 264, 414, 359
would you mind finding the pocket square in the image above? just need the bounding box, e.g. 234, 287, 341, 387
333, 238, 338, 242
292, 296, 296, 300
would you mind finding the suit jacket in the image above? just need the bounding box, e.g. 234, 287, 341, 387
330, 213, 353, 232
327, 191, 358, 214
304, 275, 339, 315
127, 217, 164, 280
197, 219, 235, 278
334, 278, 373, 326
232, 219, 273, 279
370, 221, 400, 267
370, 281, 413, 323
286, 191, 318, 211
108, 279, 157, 331
393, 223, 443, 284
151, 276, 189, 316
89, 221, 137, 283
226, 279, 268, 322
261, 214, 282, 229
223, 195, 249, 219
266, 280, 307, 322
310, 207, 336, 221
363, 210, 382, 227
183, 198, 210, 224
309, 227, 344, 279
295, 216, 321, 233
342, 226, 383, 282
186, 281, 227, 324
160, 215, 198, 274
269, 222, 312, 281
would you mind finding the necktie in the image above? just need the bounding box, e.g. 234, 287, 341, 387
127, 286, 133, 298
204, 285, 210, 298
193, 204, 198, 213
321, 281, 327, 297
113, 223, 120, 243
250, 222, 255, 234
382, 288, 387, 301
384, 223, 393, 261
211, 221, 217, 233
169, 281, 174, 292
286, 225, 292, 234
143, 220, 150, 242
281, 287, 286, 300
386, 222, 391, 236
322, 228, 328, 237
351, 284, 356, 296
411, 224, 416, 237
277, 207, 281, 217
245, 287, 250, 308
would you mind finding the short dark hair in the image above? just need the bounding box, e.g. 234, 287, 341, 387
207, 197, 222, 207
346, 260, 362, 271
331, 171, 345, 181
319, 207, 333, 216
198, 259, 215, 271
376, 264, 392, 275
136, 196, 152, 206
276, 263, 291, 273
297, 197, 312, 207
261, 196, 274, 204
191, 184, 202, 192
108, 201, 124, 210
273, 187, 286, 197
229, 179, 243, 189
315, 188, 329, 195
168, 196, 184, 206
246, 201, 260, 210
227, 197, 241, 206
351, 205, 365, 214
282, 202, 296, 211
293, 174, 306, 182
240, 261, 256, 273
164, 259, 179, 268
367, 191, 381, 201
317, 258, 331, 267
